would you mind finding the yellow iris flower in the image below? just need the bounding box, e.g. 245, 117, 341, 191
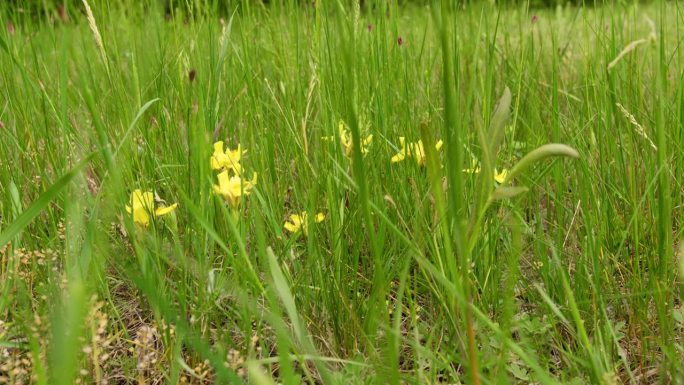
323, 121, 373, 157
213, 170, 258, 209
283, 212, 326, 236
211, 141, 245, 173
391, 137, 444, 166
462, 161, 509, 184
494, 169, 509, 184
125, 189, 177, 227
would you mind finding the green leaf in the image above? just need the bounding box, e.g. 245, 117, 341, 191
267, 247, 303, 341
114, 98, 161, 158
488, 86, 512, 157
0, 154, 94, 249
503, 144, 579, 185
491, 186, 529, 201
47, 279, 88, 385
266, 247, 333, 383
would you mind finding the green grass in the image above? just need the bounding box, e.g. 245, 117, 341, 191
1, 1, 683, 384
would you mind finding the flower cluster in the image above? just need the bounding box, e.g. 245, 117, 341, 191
211, 141, 244, 174
462, 160, 509, 184
391, 137, 444, 167
211, 141, 258, 209
124, 141, 258, 231
389, 137, 509, 181
125, 123, 514, 233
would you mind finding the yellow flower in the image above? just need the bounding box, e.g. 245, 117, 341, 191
494, 169, 509, 184
213, 170, 258, 209
391, 137, 443, 166
283, 212, 326, 236
211, 141, 245, 173
462, 161, 509, 184
390, 137, 407, 163
323, 121, 373, 157
125, 189, 178, 227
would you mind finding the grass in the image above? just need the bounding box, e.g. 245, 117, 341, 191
1, 1, 683, 383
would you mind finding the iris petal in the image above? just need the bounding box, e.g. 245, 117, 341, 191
154, 203, 178, 217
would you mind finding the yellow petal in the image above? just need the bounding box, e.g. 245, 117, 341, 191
338, 123, 352, 150
410, 141, 426, 166
214, 171, 234, 199
131, 190, 155, 214
217, 170, 231, 189
227, 176, 244, 197
130, 189, 144, 209
494, 169, 509, 184
133, 208, 151, 227
227, 145, 242, 163
284, 221, 299, 233
314, 213, 326, 223
435, 140, 444, 151
290, 214, 303, 226
391, 137, 407, 163
211, 141, 226, 169
154, 203, 178, 217
338, 121, 346, 135
231, 162, 243, 176
125, 205, 132, 214
140, 192, 154, 210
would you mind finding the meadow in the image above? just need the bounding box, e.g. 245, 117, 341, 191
1, 1, 683, 384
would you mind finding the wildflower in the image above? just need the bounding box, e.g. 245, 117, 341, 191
284, 212, 326, 236
211, 141, 245, 173
213, 170, 257, 209
125, 189, 177, 227
390, 137, 408, 163
494, 169, 509, 184
323, 121, 373, 157
391, 137, 443, 167
462, 161, 510, 184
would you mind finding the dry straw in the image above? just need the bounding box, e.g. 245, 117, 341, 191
615, 102, 657, 151
607, 17, 657, 71
81, 0, 109, 75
